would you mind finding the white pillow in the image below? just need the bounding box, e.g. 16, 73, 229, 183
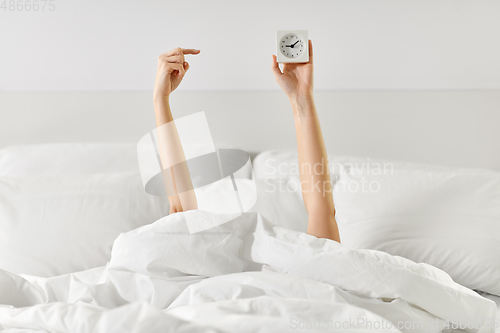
251, 178, 308, 233
0, 143, 141, 177
252, 149, 491, 179
252, 150, 500, 296
0, 173, 168, 277
334, 164, 500, 296
0, 142, 253, 277
0, 143, 253, 179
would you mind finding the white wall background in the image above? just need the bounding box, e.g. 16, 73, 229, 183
1, 1, 499, 170
1, 91, 499, 170
1, 0, 500, 91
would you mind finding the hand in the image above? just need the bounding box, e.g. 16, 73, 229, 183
272, 39, 314, 102
169, 195, 183, 214
154, 47, 200, 100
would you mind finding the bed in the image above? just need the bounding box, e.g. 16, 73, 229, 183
0, 143, 499, 332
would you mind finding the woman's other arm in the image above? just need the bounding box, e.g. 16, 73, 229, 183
271, 40, 341, 243
154, 47, 200, 214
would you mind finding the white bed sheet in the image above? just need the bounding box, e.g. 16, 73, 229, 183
0, 211, 497, 333
477, 292, 500, 333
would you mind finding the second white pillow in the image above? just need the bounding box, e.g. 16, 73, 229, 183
0, 173, 169, 277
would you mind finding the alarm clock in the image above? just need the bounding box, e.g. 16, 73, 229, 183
276, 30, 309, 63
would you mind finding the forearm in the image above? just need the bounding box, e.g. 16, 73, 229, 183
154, 95, 174, 126
154, 96, 197, 211
290, 94, 334, 212
290, 95, 340, 241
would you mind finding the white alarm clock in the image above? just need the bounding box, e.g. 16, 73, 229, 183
276, 30, 309, 63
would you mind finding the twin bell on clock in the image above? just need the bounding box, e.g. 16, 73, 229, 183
276, 30, 309, 63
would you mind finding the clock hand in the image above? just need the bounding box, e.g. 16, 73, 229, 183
284, 41, 300, 48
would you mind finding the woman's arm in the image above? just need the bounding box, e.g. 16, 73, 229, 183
154, 47, 200, 214
271, 40, 341, 243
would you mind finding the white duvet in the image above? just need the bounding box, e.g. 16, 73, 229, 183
0, 211, 497, 333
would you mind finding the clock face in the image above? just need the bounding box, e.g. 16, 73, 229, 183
280, 34, 305, 58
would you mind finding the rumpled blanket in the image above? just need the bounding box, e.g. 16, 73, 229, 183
0, 211, 496, 332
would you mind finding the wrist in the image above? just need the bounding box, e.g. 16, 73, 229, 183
289, 93, 315, 116
289, 92, 313, 106
153, 92, 170, 106
153, 93, 174, 125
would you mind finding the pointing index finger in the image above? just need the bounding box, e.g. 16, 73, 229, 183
166, 48, 201, 56
182, 48, 201, 55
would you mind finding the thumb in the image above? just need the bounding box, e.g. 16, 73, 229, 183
176, 63, 187, 79
271, 55, 282, 79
